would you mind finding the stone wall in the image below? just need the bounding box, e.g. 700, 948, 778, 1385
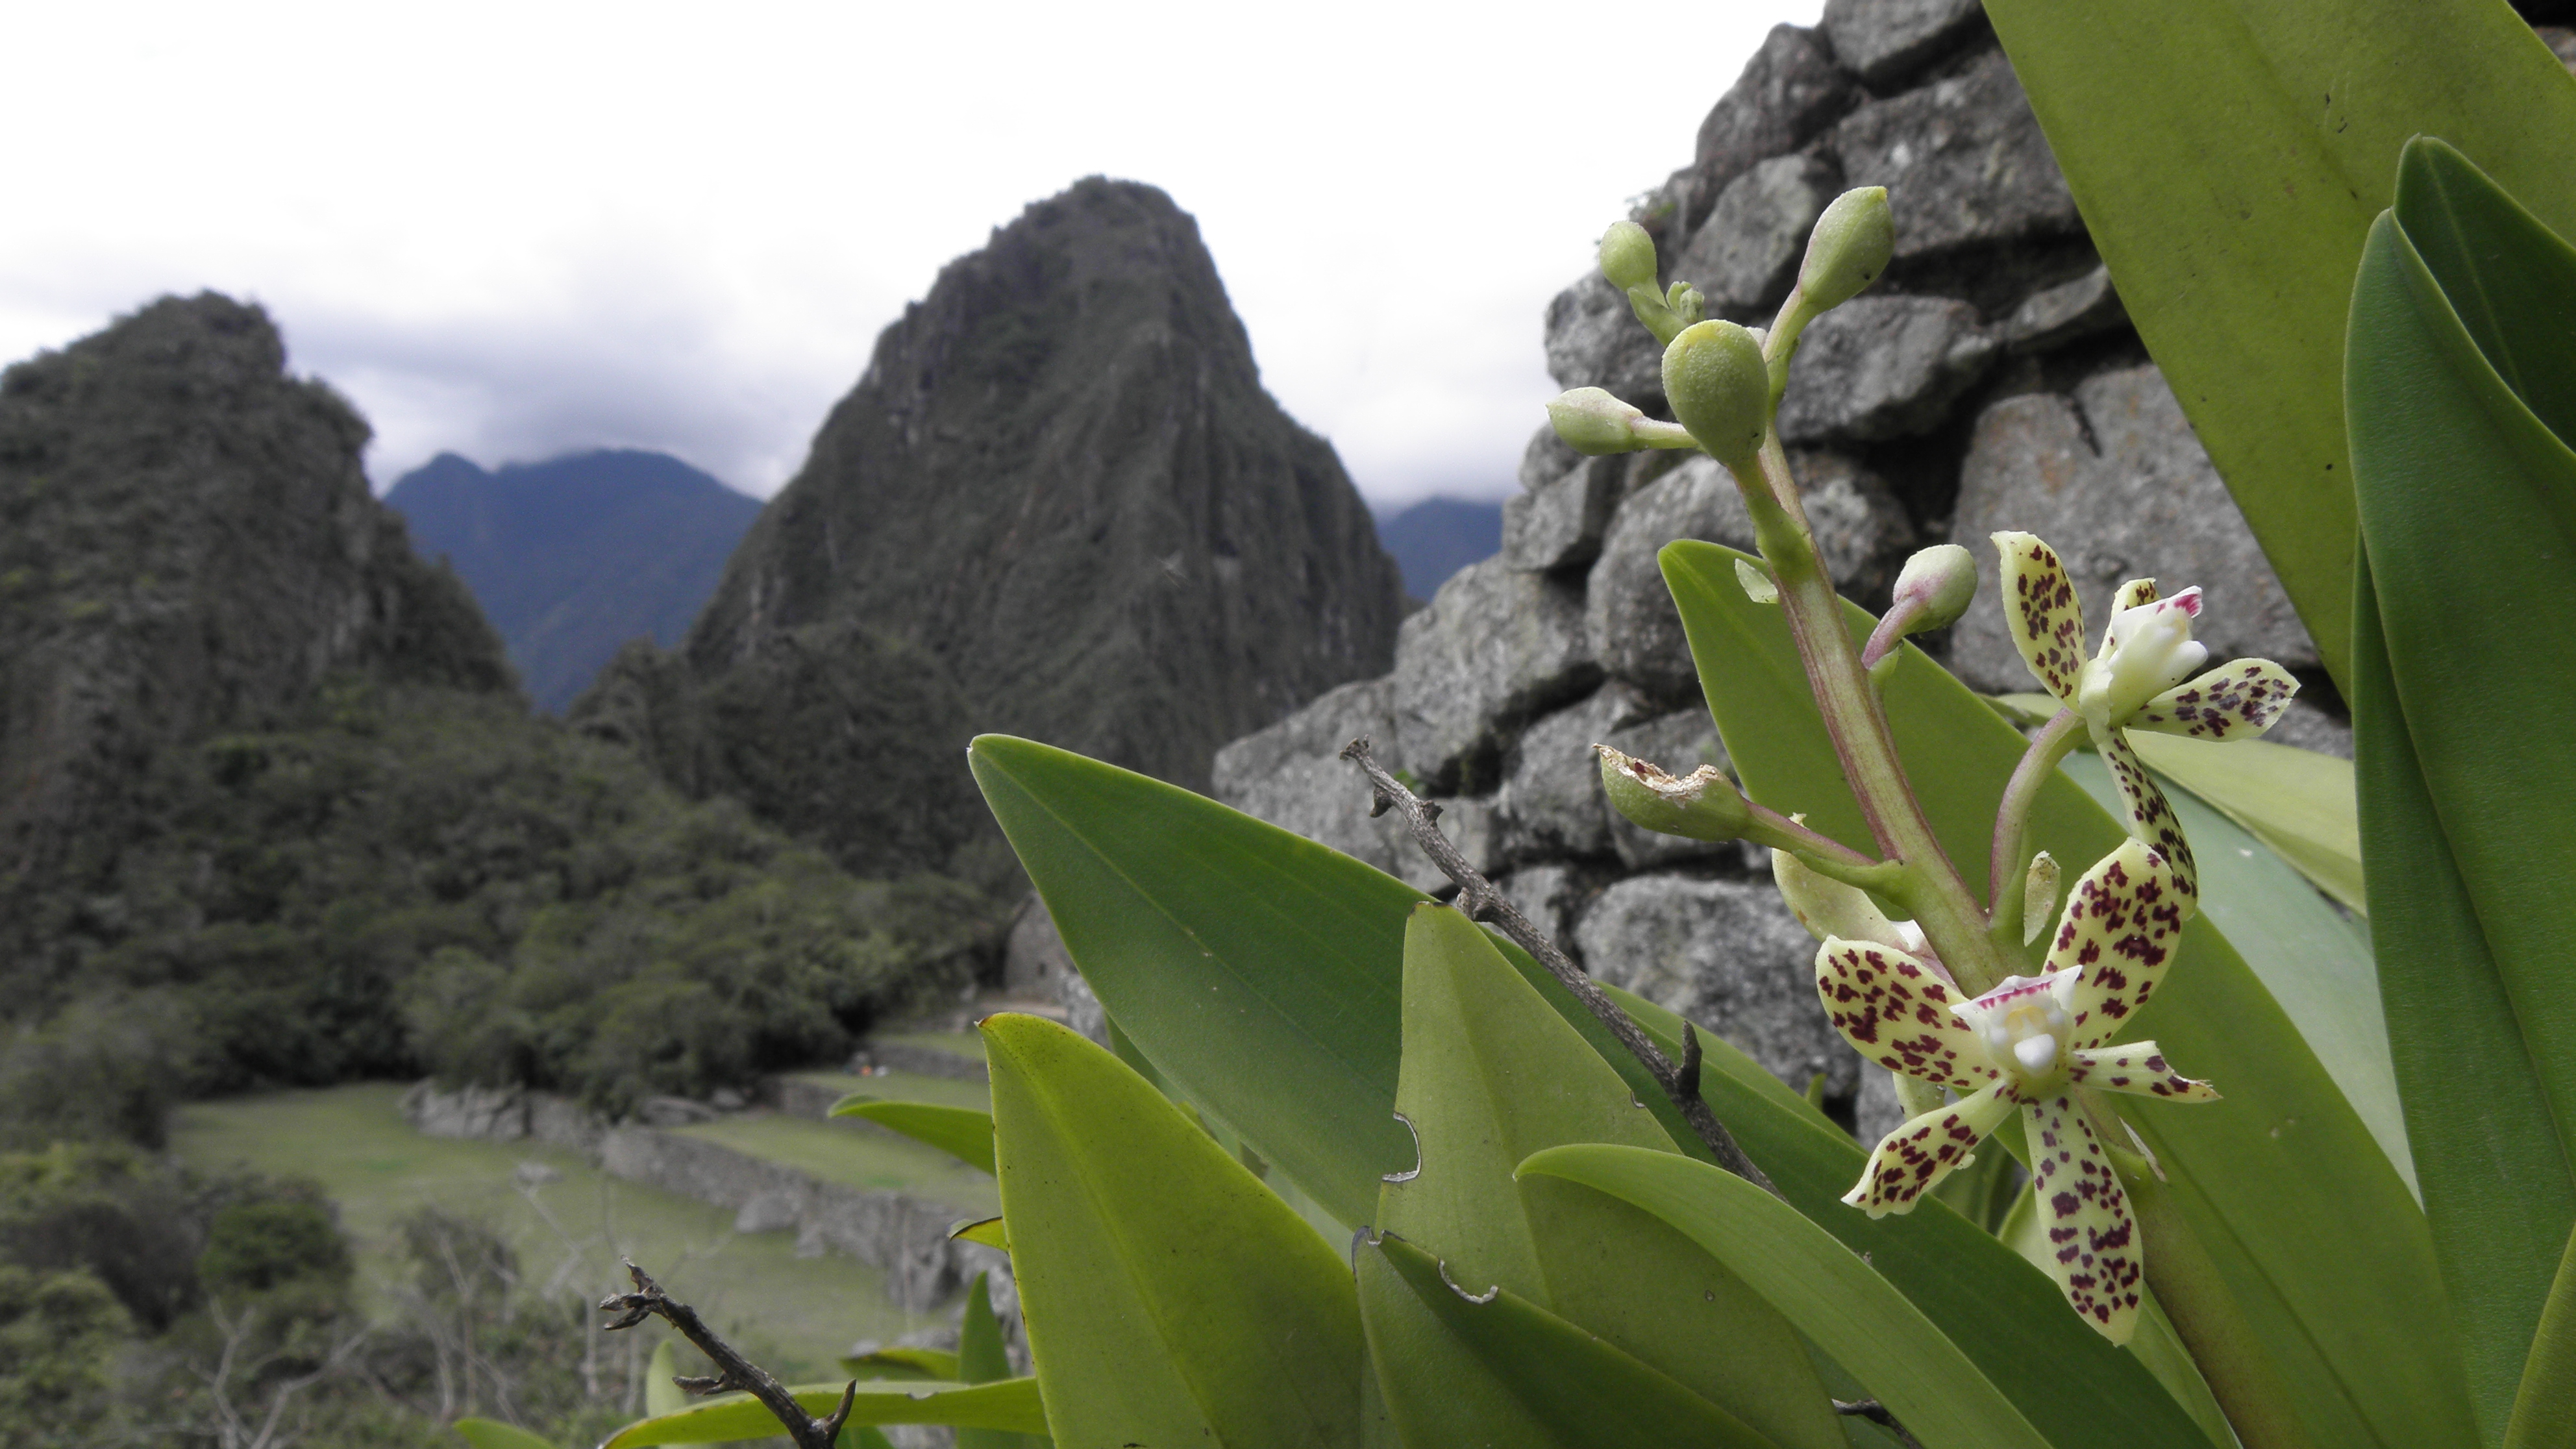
1207, 0, 2451, 1143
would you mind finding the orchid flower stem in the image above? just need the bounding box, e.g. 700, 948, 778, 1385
1727, 430, 2010, 995
2124, 1168, 2323, 1449
1742, 801, 1879, 871
1986, 708, 2087, 947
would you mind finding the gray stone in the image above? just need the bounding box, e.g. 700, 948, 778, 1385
1948, 365, 2317, 693
2544, 27, 2576, 72
1393, 558, 1599, 793
1002, 891, 1077, 997
402, 1082, 531, 1142
1493, 687, 1640, 864
1212, 676, 1411, 876
1587, 452, 1916, 703
1676, 153, 1841, 319
1496, 863, 1590, 957
1520, 422, 1583, 493
1670, 26, 1859, 238
637, 1095, 722, 1127
1543, 272, 1666, 412
1776, 294, 1996, 444
1503, 456, 1623, 573
1822, 0, 1987, 87
1852, 1063, 1908, 1146
1600, 707, 1735, 869
1833, 48, 2081, 261
1056, 969, 1111, 1050
2003, 266, 2127, 354
1574, 875, 1857, 1104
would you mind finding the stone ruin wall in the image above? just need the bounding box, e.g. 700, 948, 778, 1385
1211, 1, 2576, 1143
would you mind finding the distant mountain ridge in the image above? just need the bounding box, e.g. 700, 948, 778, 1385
386, 449, 762, 711
1374, 496, 1504, 602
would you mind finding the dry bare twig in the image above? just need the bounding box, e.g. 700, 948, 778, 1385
599, 1261, 854, 1449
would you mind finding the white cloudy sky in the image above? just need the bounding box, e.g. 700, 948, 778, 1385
0, 1, 1815, 508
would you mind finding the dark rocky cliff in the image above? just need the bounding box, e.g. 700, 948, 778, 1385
0, 294, 512, 891
584, 177, 1403, 800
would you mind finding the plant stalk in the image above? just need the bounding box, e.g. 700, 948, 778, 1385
1985, 708, 2087, 951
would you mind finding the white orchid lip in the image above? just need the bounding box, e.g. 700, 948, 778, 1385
1953, 969, 2078, 1084
2082, 586, 2208, 725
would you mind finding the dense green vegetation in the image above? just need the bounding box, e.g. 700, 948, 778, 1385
0, 679, 1002, 1150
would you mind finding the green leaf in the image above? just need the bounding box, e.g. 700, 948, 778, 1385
2507, 1224, 2576, 1449
2060, 753, 2411, 1196
645, 1339, 686, 1418
958, 1269, 1043, 1449
969, 735, 1416, 1226
452, 1420, 560, 1449
948, 1216, 1008, 1251
2122, 730, 2365, 917
970, 734, 2207, 1446
828, 1096, 997, 1174
1663, 539, 2476, 1448
1368, 904, 1844, 1449
601, 1380, 1048, 1446
1363, 1232, 1785, 1449
2347, 144, 2576, 1441
1979, 0, 2576, 690
1518, 1145, 2050, 1449
841, 1345, 960, 1381
982, 1011, 1362, 1448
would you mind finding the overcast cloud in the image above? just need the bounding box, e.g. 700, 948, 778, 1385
0, 1, 1816, 506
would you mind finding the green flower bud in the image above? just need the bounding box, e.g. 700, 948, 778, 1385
1892, 543, 1977, 630
1598, 745, 1750, 841
1797, 186, 1893, 313
1666, 280, 1705, 327
1599, 221, 1659, 292
1660, 320, 1769, 469
1546, 388, 1648, 455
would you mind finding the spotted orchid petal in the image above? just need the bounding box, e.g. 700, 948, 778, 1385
2107, 577, 2160, 615
2129, 658, 2301, 742
1995, 532, 2088, 706
2069, 1043, 2220, 1102
1843, 1078, 2020, 1217
2046, 837, 2188, 1050
2027, 1094, 2144, 1343
1814, 939, 2000, 1093
2092, 730, 2199, 911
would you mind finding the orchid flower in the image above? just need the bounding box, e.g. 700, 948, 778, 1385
1994, 532, 2299, 907
1814, 837, 2218, 1343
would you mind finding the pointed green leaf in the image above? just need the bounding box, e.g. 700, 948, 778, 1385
1980, 0, 2576, 689
983, 1012, 1361, 1448
601, 1380, 1048, 1446
1518, 1145, 2050, 1449
1372, 904, 1844, 1449
452, 1420, 560, 1449
841, 1345, 960, 1381
1664, 539, 2475, 1448
2125, 731, 2364, 917
2347, 149, 2576, 1439
948, 1216, 1008, 1252
969, 735, 1415, 1226
829, 1096, 997, 1174
645, 1340, 686, 1418
1365, 1232, 1785, 1449
958, 1269, 1043, 1449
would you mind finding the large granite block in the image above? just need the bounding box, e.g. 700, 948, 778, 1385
1833, 48, 2080, 261
1775, 294, 1995, 445
1674, 153, 1841, 319
1670, 25, 1859, 238
1211, 676, 1410, 875
1394, 558, 1599, 793
1822, 0, 1987, 87
1503, 456, 1623, 573
1948, 365, 2316, 694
